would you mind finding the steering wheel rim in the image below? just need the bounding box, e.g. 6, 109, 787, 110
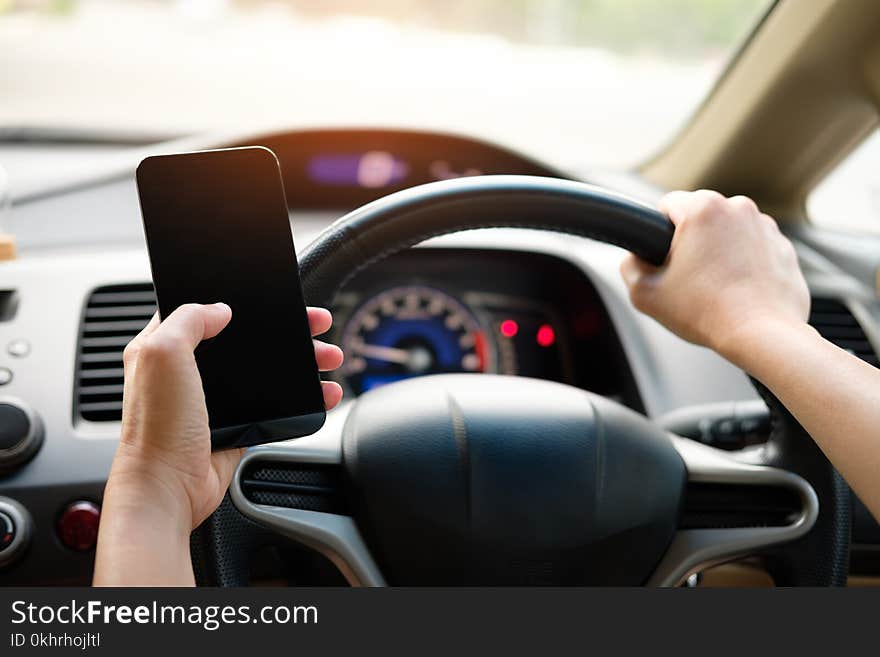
297, 175, 673, 308
192, 175, 849, 587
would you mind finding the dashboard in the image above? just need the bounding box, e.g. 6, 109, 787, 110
226, 129, 566, 210
72, 249, 640, 425
1, 127, 880, 585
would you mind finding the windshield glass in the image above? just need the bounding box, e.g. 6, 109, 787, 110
1, 0, 768, 170
808, 129, 880, 234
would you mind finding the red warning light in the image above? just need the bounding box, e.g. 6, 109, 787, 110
500, 320, 519, 338
536, 324, 556, 347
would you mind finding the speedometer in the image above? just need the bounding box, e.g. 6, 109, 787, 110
340, 285, 494, 394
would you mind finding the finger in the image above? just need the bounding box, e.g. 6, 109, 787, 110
729, 195, 758, 214
155, 303, 233, 353
308, 307, 333, 337
620, 252, 658, 289
138, 312, 161, 340
760, 212, 781, 233
122, 312, 161, 367
657, 191, 695, 227
314, 340, 344, 372
620, 253, 660, 314
660, 189, 728, 228
126, 312, 160, 350
322, 380, 343, 410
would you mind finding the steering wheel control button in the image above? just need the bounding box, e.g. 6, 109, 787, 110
0, 367, 11, 386
0, 398, 43, 471
57, 501, 101, 552
657, 400, 772, 451
6, 338, 30, 358
711, 418, 740, 448
0, 497, 32, 568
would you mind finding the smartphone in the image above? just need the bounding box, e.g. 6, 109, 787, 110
135, 147, 326, 449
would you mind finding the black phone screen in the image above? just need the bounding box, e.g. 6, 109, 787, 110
136, 147, 325, 446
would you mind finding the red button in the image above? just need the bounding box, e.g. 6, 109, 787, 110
57, 501, 101, 552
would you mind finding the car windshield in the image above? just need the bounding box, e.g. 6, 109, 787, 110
1, 0, 767, 171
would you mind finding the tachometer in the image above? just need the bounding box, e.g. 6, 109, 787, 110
340, 285, 493, 394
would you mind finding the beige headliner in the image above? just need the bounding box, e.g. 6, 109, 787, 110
642, 0, 880, 220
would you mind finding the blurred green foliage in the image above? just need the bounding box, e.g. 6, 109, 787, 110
0, 0, 74, 16
571, 0, 770, 55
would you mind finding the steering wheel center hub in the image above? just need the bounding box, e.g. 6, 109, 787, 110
342, 374, 685, 585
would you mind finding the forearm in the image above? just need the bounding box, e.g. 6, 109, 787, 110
721, 319, 880, 520
94, 466, 195, 586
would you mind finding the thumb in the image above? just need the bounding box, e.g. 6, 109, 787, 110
200, 302, 233, 340
158, 302, 233, 353
620, 254, 661, 314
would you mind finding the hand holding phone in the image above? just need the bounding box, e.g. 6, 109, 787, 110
136, 147, 327, 449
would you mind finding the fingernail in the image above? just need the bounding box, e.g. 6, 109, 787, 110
213, 302, 231, 313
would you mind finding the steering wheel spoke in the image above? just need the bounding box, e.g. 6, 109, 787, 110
228, 403, 386, 586
648, 436, 819, 586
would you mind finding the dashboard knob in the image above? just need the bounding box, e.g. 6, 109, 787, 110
0, 497, 32, 568
0, 511, 15, 550
0, 397, 43, 471
57, 501, 101, 552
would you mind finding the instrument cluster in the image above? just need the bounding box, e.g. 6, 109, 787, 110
328, 248, 643, 411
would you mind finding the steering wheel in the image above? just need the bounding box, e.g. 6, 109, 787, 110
191, 176, 850, 586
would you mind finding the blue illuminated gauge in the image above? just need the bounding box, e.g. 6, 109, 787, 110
340, 285, 495, 395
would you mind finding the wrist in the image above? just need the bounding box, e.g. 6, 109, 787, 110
713, 315, 818, 375
95, 452, 195, 586
94, 502, 194, 586
104, 443, 194, 535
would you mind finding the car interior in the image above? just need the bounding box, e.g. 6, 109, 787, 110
1, 0, 880, 586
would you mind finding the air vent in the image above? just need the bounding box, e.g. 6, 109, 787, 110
240, 462, 347, 514
809, 297, 879, 368
682, 483, 801, 530
76, 283, 155, 421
